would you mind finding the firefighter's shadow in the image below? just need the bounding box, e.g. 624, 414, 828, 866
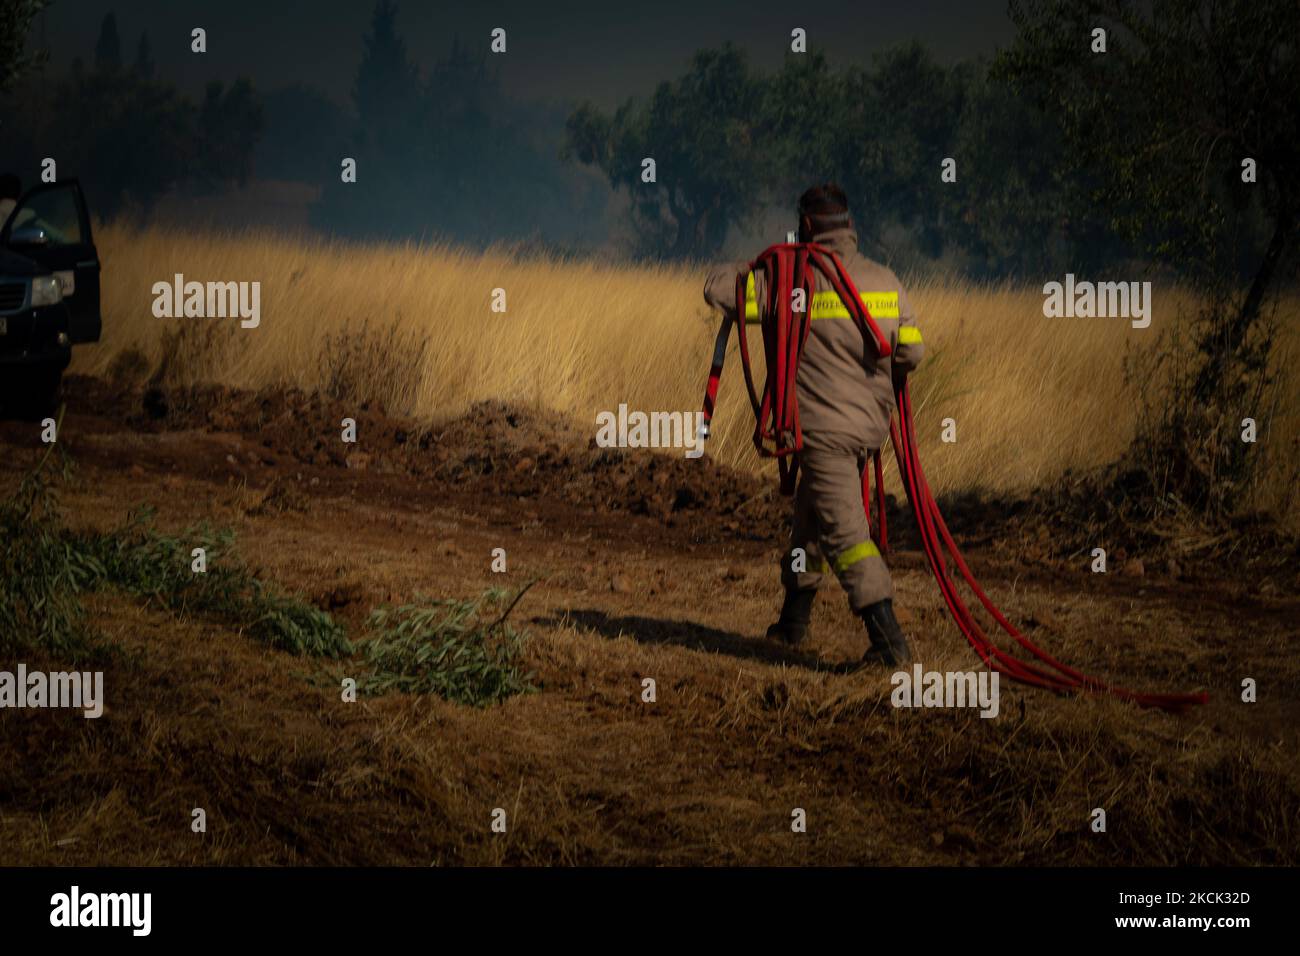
540, 608, 827, 670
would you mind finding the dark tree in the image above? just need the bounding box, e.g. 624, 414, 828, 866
318, 23, 603, 248
758, 52, 853, 220
0, 0, 50, 92
566, 44, 770, 260
40, 68, 192, 216
93, 11, 122, 73
255, 84, 349, 182
1000, 0, 1300, 519
133, 31, 155, 80
1001, 0, 1299, 394
937, 65, 1077, 278
188, 79, 264, 191
353, 0, 418, 141
857, 43, 967, 260
9, 51, 265, 218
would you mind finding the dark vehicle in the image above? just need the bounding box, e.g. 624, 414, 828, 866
0, 180, 101, 417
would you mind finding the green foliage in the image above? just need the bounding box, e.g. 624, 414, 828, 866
79, 506, 352, 658
0, 0, 50, 92
567, 44, 770, 260
0, 445, 99, 657
316, 4, 604, 249
352, 0, 419, 136
193, 78, 264, 192
133, 31, 155, 80
1000, 0, 1300, 520
566, 40, 1097, 270
48, 68, 198, 217
568, 11, 1294, 275
850, 44, 968, 260
93, 12, 122, 72
938, 64, 1075, 278
1, 32, 263, 219
255, 84, 349, 183
1117, 294, 1284, 522
1, 433, 535, 697
358, 587, 536, 707
0, 427, 349, 660
757, 52, 849, 191
998, 0, 1299, 287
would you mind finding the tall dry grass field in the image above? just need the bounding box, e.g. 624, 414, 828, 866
77, 223, 1299, 515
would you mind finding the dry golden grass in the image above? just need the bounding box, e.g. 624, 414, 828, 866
2, 432, 1294, 867
76, 223, 1299, 511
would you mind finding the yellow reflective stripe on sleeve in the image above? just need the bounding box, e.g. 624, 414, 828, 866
898, 325, 923, 345
833, 540, 881, 572
744, 287, 900, 323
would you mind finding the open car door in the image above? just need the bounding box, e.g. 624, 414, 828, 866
1, 179, 101, 344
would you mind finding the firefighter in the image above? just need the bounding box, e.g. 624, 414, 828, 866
703, 183, 924, 666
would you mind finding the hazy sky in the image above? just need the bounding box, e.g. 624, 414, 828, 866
38, 0, 1015, 108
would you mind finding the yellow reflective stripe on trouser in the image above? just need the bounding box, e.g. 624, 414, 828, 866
898, 325, 923, 345
744, 275, 900, 322
833, 540, 881, 572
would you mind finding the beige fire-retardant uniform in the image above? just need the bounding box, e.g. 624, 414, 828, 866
704, 227, 924, 612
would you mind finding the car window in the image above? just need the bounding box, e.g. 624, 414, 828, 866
11, 187, 83, 246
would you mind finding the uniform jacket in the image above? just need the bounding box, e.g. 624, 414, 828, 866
703, 227, 924, 453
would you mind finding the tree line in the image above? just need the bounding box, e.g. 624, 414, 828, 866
1, 10, 262, 219
2, 0, 1292, 299
565, 14, 1288, 283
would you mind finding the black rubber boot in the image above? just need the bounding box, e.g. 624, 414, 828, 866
858, 598, 912, 666
765, 588, 817, 645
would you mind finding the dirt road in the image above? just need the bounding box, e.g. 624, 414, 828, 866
1, 376, 1296, 865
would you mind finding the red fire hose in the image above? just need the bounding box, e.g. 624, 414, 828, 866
699, 243, 1208, 712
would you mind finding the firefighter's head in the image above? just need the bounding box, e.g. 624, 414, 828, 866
797, 183, 851, 242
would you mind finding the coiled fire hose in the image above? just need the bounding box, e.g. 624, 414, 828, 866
699, 243, 1208, 712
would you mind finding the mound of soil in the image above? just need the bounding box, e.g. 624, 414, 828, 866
65, 376, 790, 538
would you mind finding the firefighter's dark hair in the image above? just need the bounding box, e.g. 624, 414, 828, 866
797, 183, 851, 240
798, 183, 849, 217
0, 174, 20, 200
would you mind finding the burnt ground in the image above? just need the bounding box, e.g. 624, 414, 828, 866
0, 375, 1297, 866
